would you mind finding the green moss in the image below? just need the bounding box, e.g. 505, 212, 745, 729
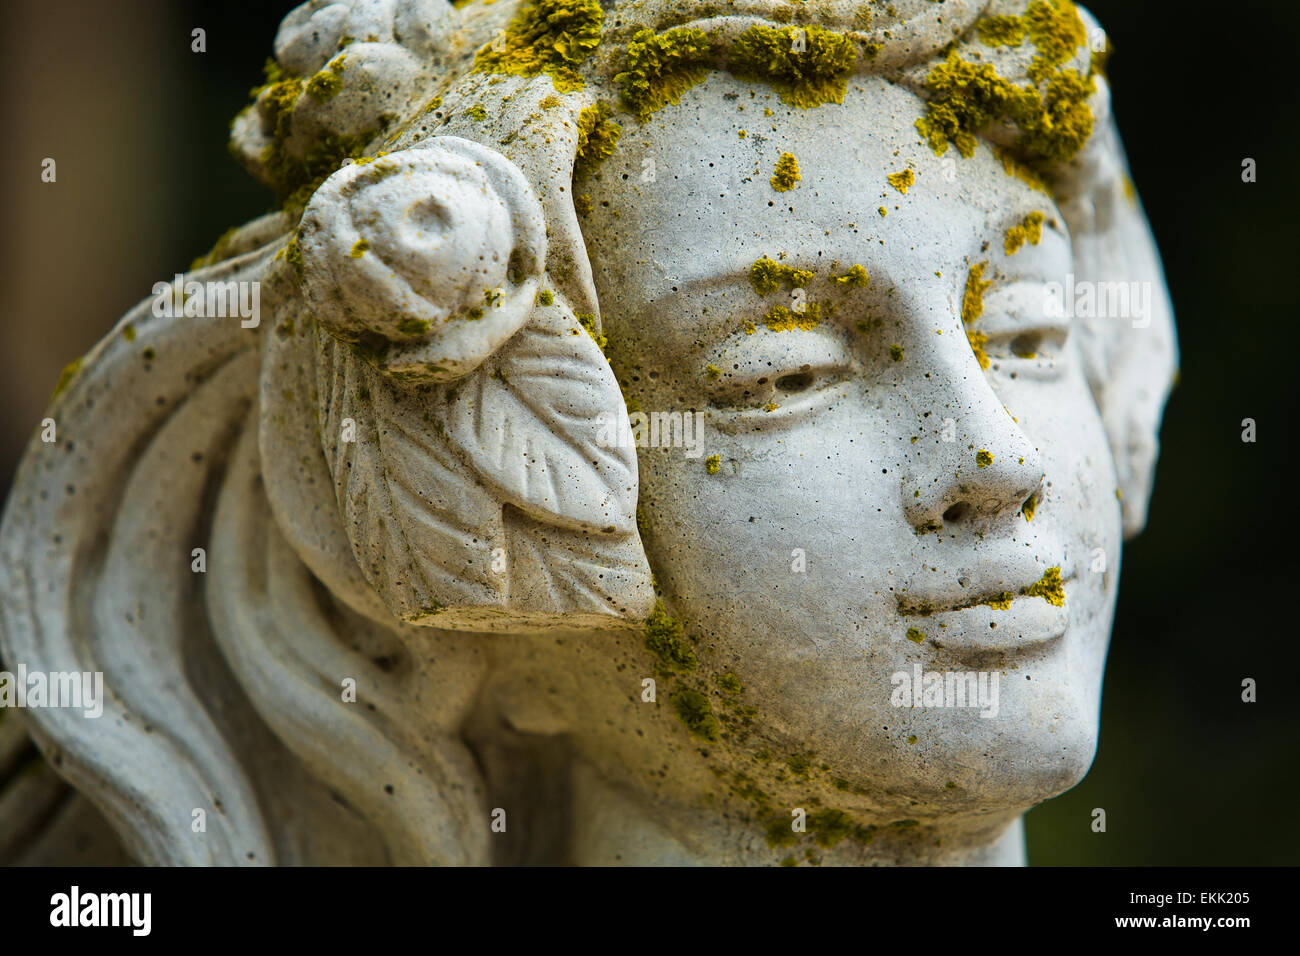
671, 688, 719, 741
729, 25, 857, 109
575, 312, 607, 351
121, 324, 136, 342
889, 343, 904, 362
806, 808, 852, 848
1004, 210, 1045, 255
284, 234, 305, 281
764, 814, 799, 848
261, 128, 377, 215
616, 27, 713, 119
537, 289, 554, 306
716, 672, 743, 695
905, 627, 925, 644
1021, 566, 1065, 606
749, 256, 813, 295
976, 449, 994, 468
645, 600, 697, 672
473, 0, 603, 93
574, 101, 622, 176
466, 103, 488, 121
770, 151, 801, 191
397, 317, 430, 335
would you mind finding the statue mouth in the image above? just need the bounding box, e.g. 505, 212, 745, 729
894, 570, 1074, 655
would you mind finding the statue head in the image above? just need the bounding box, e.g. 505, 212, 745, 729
0, 0, 1177, 865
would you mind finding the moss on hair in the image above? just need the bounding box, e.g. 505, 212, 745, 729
729, 24, 857, 108
473, 0, 603, 93
574, 101, 622, 176
616, 27, 714, 118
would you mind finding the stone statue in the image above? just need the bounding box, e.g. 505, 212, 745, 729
0, 0, 1177, 865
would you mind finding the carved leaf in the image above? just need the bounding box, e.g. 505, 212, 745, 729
445, 307, 638, 534
315, 330, 505, 621
314, 306, 647, 623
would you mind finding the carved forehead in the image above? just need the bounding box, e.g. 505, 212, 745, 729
580, 73, 1064, 347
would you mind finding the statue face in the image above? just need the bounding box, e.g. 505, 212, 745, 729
583, 74, 1123, 812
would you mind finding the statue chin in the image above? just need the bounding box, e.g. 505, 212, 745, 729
0, 0, 1176, 866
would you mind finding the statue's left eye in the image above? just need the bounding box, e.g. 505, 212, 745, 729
774, 371, 815, 393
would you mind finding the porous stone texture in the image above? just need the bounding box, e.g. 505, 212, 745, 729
0, 0, 1176, 865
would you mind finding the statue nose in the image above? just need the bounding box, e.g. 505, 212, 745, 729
900, 366, 1044, 532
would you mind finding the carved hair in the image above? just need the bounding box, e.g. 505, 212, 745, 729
0, 0, 1175, 864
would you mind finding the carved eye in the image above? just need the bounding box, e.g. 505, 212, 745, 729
775, 372, 815, 393
1009, 333, 1042, 359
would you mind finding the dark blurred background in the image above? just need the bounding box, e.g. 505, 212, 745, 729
0, 0, 1296, 865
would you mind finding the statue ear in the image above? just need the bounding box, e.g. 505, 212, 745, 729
1054, 65, 1179, 540
269, 138, 655, 629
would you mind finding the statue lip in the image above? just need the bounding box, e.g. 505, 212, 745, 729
895, 573, 1075, 654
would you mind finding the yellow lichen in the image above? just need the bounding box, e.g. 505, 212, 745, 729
615, 27, 713, 118
966, 330, 990, 370
771, 152, 801, 192
575, 312, 607, 351
750, 256, 813, 295
887, 168, 915, 194
976, 449, 994, 467
1020, 566, 1065, 606
977, 15, 1027, 47
764, 301, 820, 331
1004, 210, 1045, 255
706, 454, 721, 475
982, 592, 1014, 610
574, 101, 622, 176
962, 261, 992, 324
729, 24, 858, 109
831, 264, 870, 287
473, 0, 603, 93
915, 2, 1094, 172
